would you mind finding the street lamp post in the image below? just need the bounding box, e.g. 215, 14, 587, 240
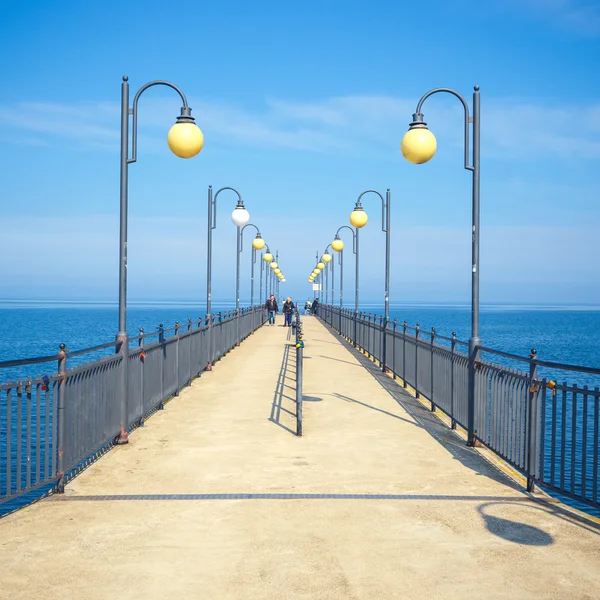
401, 85, 481, 447
206, 185, 250, 358
116, 76, 203, 445
259, 251, 264, 307
240, 224, 265, 309
349, 189, 391, 372
263, 248, 273, 303
331, 226, 357, 339
321, 245, 333, 306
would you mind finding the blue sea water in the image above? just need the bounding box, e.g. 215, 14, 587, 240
2, 300, 600, 371
1, 299, 599, 517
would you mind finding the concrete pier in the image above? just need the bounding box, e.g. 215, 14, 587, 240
1, 315, 599, 599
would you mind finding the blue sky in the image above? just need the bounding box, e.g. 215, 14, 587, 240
1, 0, 599, 305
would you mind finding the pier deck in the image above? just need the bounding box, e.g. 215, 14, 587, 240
1, 316, 599, 599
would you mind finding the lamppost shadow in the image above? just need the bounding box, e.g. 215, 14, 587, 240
477, 501, 555, 546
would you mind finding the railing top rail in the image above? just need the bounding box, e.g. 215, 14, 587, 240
0, 308, 256, 374
324, 303, 600, 376
0, 352, 61, 369
66, 340, 118, 358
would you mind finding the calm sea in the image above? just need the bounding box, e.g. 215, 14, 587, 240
2, 300, 600, 372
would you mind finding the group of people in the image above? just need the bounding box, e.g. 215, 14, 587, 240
264, 295, 296, 326
264, 295, 320, 326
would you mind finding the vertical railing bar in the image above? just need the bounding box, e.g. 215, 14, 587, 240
550, 383, 557, 486
539, 383, 546, 486
16, 383, 22, 493
560, 382, 566, 491
570, 384, 578, 494
415, 324, 420, 398
430, 328, 435, 411
6, 388, 12, 497
44, 384, 50, 480
593, 387, 598, 505
35, 384, 41, 485
26, 380, 32, 490
450, 333, 456, 428
403, 321, 407, 387
582, 386, 588, 500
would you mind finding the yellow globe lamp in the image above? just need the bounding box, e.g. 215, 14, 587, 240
350, 204, 368, 229
274, 268, 281, 274
317, 262, 325, 270
332, 238, 344, 252
270, 262, 278, 270
263, 252, 273, 262
252, 234, 265, 250
308, 278, 313, 283
401, 125, 437, 164
313, 269, 320, 275
167, 115, 204, 159
322, 253, 332, 263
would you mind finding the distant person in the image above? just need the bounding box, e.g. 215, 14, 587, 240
283, 297, 295, 327
265, 295, 278, 326
311, 297, 319, 315
305, 299, 312, 311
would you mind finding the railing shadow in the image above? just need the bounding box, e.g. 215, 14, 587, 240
332, 333, 525, 493
332, 392, 425, 428
268, 343, 297, 436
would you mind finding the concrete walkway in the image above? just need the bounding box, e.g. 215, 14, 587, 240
1, 315, 599, 600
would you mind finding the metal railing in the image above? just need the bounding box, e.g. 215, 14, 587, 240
294, 307, 304, 436
317, 304, 600, 511
0, 306, 266, 511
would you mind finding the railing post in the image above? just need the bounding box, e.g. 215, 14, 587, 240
415, 323, 420, 398
174, 321, 180, 396
392, 319, 397, 377
451, 332, 457, 429
139, 328, 145, 426
205, 314, 213, 370
158, 324, 165, 407
402, 321, 407, 387
430, 327, 436, 412
527, 349, 539, 493
382, 314, 388, 373
56, 343, 67, 493
187, 318, 193, 385
296, 310, 303, 437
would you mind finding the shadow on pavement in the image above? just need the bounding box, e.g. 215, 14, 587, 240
269, 343, 297, 436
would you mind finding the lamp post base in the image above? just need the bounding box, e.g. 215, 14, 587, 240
115, 425, 129, 445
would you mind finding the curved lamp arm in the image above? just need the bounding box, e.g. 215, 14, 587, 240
128, 78, 192, 165
335, 225, 357, 254
412, 87, 475, 172
355, 189, 389, 233
210, 185, 243, 229
240, 223, 261, 252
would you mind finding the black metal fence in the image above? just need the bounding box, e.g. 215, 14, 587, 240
318, 305, 600, 512
0, 307, 266, 512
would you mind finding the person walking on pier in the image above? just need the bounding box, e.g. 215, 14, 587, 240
265, 295, 278, 326
283, 297, 295, 327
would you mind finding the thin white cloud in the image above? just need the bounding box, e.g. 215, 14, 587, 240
0, 93, 599, 160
